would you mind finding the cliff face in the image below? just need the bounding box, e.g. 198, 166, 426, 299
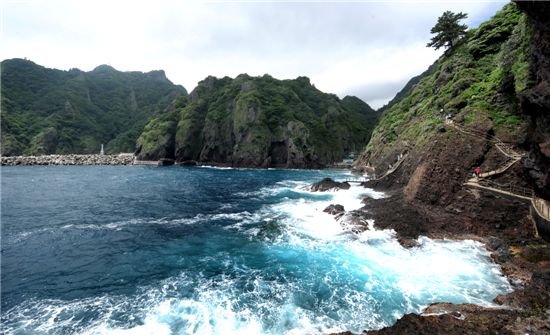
350, 4, 550, 333
1, 59, 186, 155
136, 74, 380, 168
515, 1, 550, 199
356, 3, 549, 200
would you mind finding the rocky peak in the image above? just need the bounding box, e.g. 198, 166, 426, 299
136, 73, 377, 168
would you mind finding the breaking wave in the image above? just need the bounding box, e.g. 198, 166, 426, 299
1, 166, 511, 334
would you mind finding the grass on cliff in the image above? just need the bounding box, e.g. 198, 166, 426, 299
365, 3, 530, 161
138, 73, 380, 163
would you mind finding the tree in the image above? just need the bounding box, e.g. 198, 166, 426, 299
427, 11, 468, 50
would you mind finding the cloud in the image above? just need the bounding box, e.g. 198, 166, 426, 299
2, 0, 507, 108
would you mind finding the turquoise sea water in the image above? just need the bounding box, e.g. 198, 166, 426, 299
1, 166, 511, 334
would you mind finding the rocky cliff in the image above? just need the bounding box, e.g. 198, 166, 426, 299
356, 2, 549, 200
1, 59, 186, 155
350, 2, 550, 334
136, 74, 379, 168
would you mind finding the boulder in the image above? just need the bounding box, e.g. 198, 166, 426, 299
323, 204, 345, 216
310, 178, 350, 192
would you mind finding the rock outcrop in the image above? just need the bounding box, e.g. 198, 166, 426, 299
136, 74, 380, 168
323, 204, 346, 219
348, 3, 550, 334
310, 178, 351, 192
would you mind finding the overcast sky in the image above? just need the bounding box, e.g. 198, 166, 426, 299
2, 0, 507, 108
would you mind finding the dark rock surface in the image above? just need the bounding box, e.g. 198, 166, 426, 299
324, 204, 345, 219
366, 304, 521, 335
310, 178, 351, 192
515, 0, 550, 199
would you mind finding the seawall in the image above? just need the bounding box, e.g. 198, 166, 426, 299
1, 154, 135, 166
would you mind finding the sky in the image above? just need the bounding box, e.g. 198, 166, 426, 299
2, 0, 507, 109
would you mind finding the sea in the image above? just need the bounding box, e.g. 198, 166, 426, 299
1, 166, 512, 335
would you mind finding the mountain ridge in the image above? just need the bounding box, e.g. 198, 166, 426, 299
1, 58, 186, 155
136, 73, 380, 168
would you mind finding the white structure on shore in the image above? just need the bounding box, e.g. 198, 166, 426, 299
100, 144, 104, 155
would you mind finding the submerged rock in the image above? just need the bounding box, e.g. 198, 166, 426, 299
310, 178, 350, 192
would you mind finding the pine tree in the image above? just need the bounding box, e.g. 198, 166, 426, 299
427, 11, 468, 50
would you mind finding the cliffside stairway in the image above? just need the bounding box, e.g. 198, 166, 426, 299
445, 119, 525, 179
368, 152, 409, 182
533, 197, 550, 222
465, 178, 549, 241
446, 120, 550, 241
464, 178, 533, 202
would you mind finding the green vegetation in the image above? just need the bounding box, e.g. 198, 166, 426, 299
1, 59, 186, 155
365, 3, 531, 161
137, 74, 380, 166
427, 11, 468, 50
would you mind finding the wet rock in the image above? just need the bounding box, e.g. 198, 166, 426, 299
310, 178, 350, 192
324, 204, 345, 219
520, 245, 550, 263
366, 303, 520, 335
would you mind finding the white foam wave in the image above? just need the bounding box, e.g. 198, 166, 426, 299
3, 232, 511, 335
197, 165, 235, 170
3, 171, 514, 335
268, 184, 374, 242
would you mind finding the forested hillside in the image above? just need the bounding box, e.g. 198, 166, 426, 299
136, 74, 380, 168
1, 59, 186, 155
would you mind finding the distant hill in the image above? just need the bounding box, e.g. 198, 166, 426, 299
136, 74, 381, 168
1, 59, 186, 155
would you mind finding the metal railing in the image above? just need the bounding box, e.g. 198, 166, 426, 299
533, 197, 550, 221
446, 120, 524, 158
476, 179, 533, 198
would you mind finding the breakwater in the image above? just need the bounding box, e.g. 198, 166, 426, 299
1, 154, 134, 166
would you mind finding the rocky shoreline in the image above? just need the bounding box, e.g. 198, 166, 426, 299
1, 154, 135, 166
318, 178, 550, 335
357, 192, 549, 334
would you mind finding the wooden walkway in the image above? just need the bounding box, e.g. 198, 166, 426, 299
449, 119, 550, 240
477, 157, 521, 178
533, 197, 550, 222
133, 160, 160, 166
446, 119, 527, 186
368, 153, 409, 181
446, 120, 524, 157
340, 153, 408, 184
464, 180, 532, 202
